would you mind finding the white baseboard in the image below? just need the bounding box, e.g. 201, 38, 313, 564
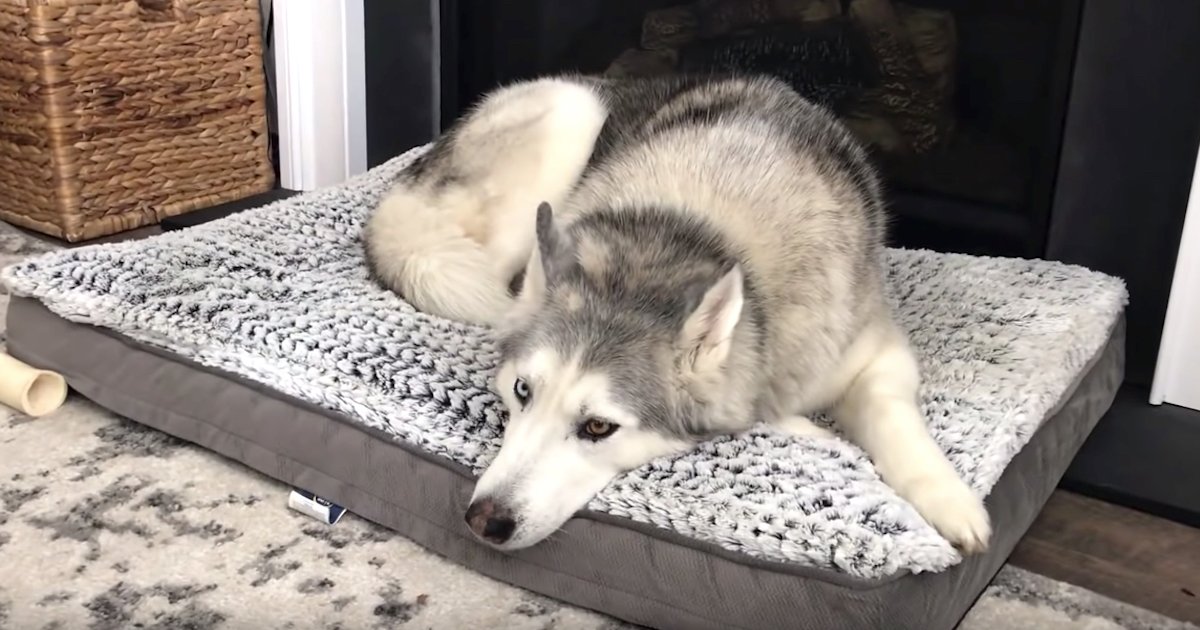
272, 0, 367, 191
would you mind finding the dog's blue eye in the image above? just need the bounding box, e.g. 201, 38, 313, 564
513, 378, 531, 406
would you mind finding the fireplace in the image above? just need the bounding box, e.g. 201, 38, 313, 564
450, 0, 1081, 259
348, 0, 1200, 521
362, 0, 1200, 389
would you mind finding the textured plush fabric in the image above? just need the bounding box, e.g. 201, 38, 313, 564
1, 146, 1128, 579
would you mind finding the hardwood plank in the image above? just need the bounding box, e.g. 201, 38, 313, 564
1011, 490, 1200, 623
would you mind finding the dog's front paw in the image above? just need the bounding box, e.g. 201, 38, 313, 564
907, 476, 991, 554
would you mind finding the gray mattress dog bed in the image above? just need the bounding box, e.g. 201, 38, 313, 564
3, 147, 1128, 630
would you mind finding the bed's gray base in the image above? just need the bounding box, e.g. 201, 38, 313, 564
6, 296, 1125, 630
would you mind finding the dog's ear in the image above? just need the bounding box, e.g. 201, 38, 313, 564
677, 265, 744, 379
502, 203, 568, 330
536, 202, 572, 280
521, 202, 569, 298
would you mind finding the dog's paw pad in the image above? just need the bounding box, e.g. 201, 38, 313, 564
908, 477, 991, 554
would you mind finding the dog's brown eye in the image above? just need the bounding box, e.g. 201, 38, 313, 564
580, 418, 618, 440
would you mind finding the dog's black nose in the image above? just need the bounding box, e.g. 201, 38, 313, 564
465, 498, 517, 544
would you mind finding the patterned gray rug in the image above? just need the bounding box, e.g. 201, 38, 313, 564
0, 221, 1193, 630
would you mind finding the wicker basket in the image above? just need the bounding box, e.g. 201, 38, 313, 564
0, 0, 274, 241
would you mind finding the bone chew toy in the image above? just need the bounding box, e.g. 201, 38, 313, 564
0, 352, 67, 417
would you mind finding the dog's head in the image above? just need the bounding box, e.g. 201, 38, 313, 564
465, 203, 749, 549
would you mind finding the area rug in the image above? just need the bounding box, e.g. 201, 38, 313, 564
0, 222, 1192, 630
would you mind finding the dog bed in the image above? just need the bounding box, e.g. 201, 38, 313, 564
2, 146, 1127, 630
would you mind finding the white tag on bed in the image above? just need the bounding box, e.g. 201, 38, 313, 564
287, 489, 347, 525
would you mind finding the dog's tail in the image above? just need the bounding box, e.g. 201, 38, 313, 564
365, 187, 513, 326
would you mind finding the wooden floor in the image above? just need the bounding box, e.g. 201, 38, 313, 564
1011, 490, 1200, 623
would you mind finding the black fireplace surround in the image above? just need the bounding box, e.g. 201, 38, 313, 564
361, 0, 1200, 522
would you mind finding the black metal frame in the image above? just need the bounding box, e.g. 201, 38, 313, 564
1047, 0, 1200, 387
363, 0, 442, 167
1028, 0, 1086, 259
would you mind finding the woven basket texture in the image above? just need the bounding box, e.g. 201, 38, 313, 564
0, 0, 273, 241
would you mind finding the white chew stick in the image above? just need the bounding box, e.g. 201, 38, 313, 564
0, 352, 66, 417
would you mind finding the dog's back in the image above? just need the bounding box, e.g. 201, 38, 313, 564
366, 74, 893, 417
564, 75, 891, 417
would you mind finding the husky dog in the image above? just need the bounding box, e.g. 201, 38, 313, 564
365, 74, 991, 554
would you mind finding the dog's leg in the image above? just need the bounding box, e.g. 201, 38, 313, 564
833, 328, 992, 553
772, 415, 836, 440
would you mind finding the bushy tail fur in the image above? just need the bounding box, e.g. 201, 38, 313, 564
365, 188, 513, 325
364, 76, 609, 326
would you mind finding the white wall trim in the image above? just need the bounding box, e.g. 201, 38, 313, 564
1150, 143, 1200, 410
273, 0, 367, 191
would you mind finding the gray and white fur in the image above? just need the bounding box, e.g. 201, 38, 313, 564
365, 74, 991, 554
